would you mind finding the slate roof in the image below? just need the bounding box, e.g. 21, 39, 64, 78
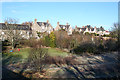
76, 27, 81, 30
80, 28, 86, 31
96, 28, 105, 31
76, 25, 105, 32
59, 25, 70, 29
0, 23, 31, 30
37, 22, 50, 27
91, 28, 94, 31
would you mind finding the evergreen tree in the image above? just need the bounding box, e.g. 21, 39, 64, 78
49, 32, 56, 47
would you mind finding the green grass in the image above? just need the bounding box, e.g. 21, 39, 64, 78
12, 48, 30, 59
2, 48, 30, 65
12, 48, 68, 58
48, 48, 68, 57
2, 48, 69, 65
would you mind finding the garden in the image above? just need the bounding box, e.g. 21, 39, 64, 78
1, 25, 120, 79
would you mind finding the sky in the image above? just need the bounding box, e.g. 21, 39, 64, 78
1, 2, 118, 30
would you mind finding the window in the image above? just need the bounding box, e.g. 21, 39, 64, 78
27, 31, 29, 35
2, 32, 4, 34
42, 26, 44, 29
20, 31, 23, 34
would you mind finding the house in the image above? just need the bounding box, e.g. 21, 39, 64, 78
31, 19, 54, 39
0, 23, 32, 41
55, 22, 73, 35
75, 25, 110, 35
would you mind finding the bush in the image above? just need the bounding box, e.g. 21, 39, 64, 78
28, 48, 49, 73
97, 44, 105, 52
96, 34, 99, 36
85, 32, 90, 35
103, 34, 110, 37
104, 39, 117, 51
2, 40, 10, 46
45, 36, 50, 47
44, 56, 79, 65
73, 42, 97, 54
49, 32, 56, 48
55, 31, 68, 49
20, 39, 44, 48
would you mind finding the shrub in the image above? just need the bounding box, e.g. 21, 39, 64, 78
49, 32, 56, 48
85, 32, 90, 35
96, 34, 99, 36
2, 40, 10, 46
91, 33, 96, 36
44, 56, 79, 65
45, 36, 50, 47
54, 31, 68, 49
104, 39, 117, 51
28, 48, 49, 73
73, 42, 97, 54
97, 44, 105, 52
20, 39, 44, 48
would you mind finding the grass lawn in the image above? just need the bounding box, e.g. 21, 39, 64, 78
11, 48, 68, 58
48, 48, 68, 57
12, 48, 30, 59
2, 47, 69, 65
2, 48, 31, 65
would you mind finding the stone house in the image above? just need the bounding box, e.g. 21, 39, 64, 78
0, 23, 32, 41
75, 25, 110, 35
31, 19, 54, 39
55, 22, 73, 35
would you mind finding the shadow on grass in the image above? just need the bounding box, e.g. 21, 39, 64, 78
2, 53, 23, 66
2, 66, 30, 80
2, 52, 30, 80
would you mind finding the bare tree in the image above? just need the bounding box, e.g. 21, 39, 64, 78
3, 18, 23, 49
28, 48, 49, 73
22, 21, 32, 26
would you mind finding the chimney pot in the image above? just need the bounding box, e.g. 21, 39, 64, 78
66, 22, 68, 25
57, 22, 59, 25
5, 21, 7, 25
75, 25, 77, 28
34, 19, 37, 22
47, 20, 49, 23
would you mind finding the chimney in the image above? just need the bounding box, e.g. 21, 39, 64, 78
42, 22, 44, 26
57, 22, 59, 25
47, 20, 49, 23
82, 26, 84, 28
66, 22, 68, 25
34, 18, 37, 23
5, 21, 7, 25
75, 25, 77, 28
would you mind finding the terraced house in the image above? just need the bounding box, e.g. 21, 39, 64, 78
31, 19, 54, 39
0, 19, 54, 40
0, 19, 110, 41
55, 22, 73, 35
0, 23, 32, 41
75, 25, 110, 35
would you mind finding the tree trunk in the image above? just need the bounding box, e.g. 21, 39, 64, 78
12, 38, 14, 49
